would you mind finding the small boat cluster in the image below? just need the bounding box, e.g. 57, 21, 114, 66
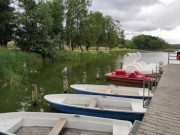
0, 52, 162, 135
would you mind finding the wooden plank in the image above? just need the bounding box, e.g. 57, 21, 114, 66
106, 88, 111, 94
48, 118, 67, 135
143, 115, 180, 126
88, 98, 98, 108
136, 65, 180, 135
140, 121, 180, 135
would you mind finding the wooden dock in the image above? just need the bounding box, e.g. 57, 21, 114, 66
136, 64, 180, 135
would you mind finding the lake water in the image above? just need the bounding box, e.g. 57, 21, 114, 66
0, 52, 168, 113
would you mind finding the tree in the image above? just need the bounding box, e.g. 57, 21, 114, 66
65, 0, 92, 51
0, 0, 16, 46
49, 0, 64, 49
103, 16, 118, 50
15, 0, 59, 61
125, 40, 136, 49
114, 20, 125, 48
88, 11, 104, 51
132, 34, 170, 50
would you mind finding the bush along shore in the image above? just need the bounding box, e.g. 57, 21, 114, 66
0, 47, 131, 86
54, 49, 131, 61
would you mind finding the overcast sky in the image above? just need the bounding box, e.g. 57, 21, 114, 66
90, 0, 180, 44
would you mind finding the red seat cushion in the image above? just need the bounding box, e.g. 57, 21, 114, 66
115, 70, 126, 76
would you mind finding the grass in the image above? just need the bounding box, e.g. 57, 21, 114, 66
54, 49, 131, 61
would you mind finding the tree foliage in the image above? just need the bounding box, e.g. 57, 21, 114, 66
65, 0, 92, 51
0, 0, 16, 46
49, 0, 64, 47
1, 0, 125, 53
15, 0, 60, 60
2, 0, 171, 56
132, 34, 170, 50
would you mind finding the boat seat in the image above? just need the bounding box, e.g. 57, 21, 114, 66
106, 88, 112, 94
48, 118, 67, 135
88, 98, 98, 108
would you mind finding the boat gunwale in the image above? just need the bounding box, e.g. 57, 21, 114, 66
70, 84, 153, 98
44, 94, 146, 114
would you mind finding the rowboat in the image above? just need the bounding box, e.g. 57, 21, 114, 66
106, 70, 156, 84
0, 112, 132, 135
44, 94, 146, 120
70, 84, 153, 99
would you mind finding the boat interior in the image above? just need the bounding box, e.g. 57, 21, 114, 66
86, 87, 140, 96
63, 97, 132, 111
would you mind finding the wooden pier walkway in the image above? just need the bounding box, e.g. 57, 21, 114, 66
136, 64, 180, 135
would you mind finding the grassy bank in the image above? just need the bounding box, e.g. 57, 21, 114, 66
0, 47, 41, 86
0, 47, 131, 86
54, 49, 131, 60
148, 48, 178, 52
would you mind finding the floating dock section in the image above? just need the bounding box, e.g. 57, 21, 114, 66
136, 64, 180, 135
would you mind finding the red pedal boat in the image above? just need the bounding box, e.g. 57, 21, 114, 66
105, 70, 156, 84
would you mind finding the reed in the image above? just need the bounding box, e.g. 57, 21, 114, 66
0, 47, 41, 86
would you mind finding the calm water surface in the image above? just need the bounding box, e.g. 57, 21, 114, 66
0, 52, 168, 113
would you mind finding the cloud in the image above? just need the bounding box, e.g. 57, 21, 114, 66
90, 0, 180, 43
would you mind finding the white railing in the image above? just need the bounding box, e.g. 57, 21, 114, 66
168, 52, 180, 64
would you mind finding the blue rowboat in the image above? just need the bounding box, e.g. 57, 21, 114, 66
70, 84, 153, 99
44, 94, 146, 121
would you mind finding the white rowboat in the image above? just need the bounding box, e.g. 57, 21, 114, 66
71, 84, 153, 99
44, 94, 146, 120
0, 112, 132, 135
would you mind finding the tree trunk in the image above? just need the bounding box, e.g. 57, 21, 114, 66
42, 54, 45, 64
86, 41, 90, 52
80, 45, 84, 52
96, 46, 99, 52
71, 46, 74, 51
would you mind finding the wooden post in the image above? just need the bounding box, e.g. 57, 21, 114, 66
148, 78, 151, 104
107, 66, 111, 73
168, 52, 170, 64
120, 63, 123, 69
143, 77, 145, 108
63, 76, 68, 93
32, 84, 38, 105
155, 65, 158, 87
151, 70, 154, 91
159, 62, 163, 74
96, 68, 100, 79
83, 72, 87, 83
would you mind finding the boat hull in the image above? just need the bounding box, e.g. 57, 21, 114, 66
49, 102, 144, 121
73, 89, 149, 99
106, 75, 144, 84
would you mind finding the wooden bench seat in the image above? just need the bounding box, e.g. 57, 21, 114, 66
88, 98, 98, 108
48, 118, 67, 135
